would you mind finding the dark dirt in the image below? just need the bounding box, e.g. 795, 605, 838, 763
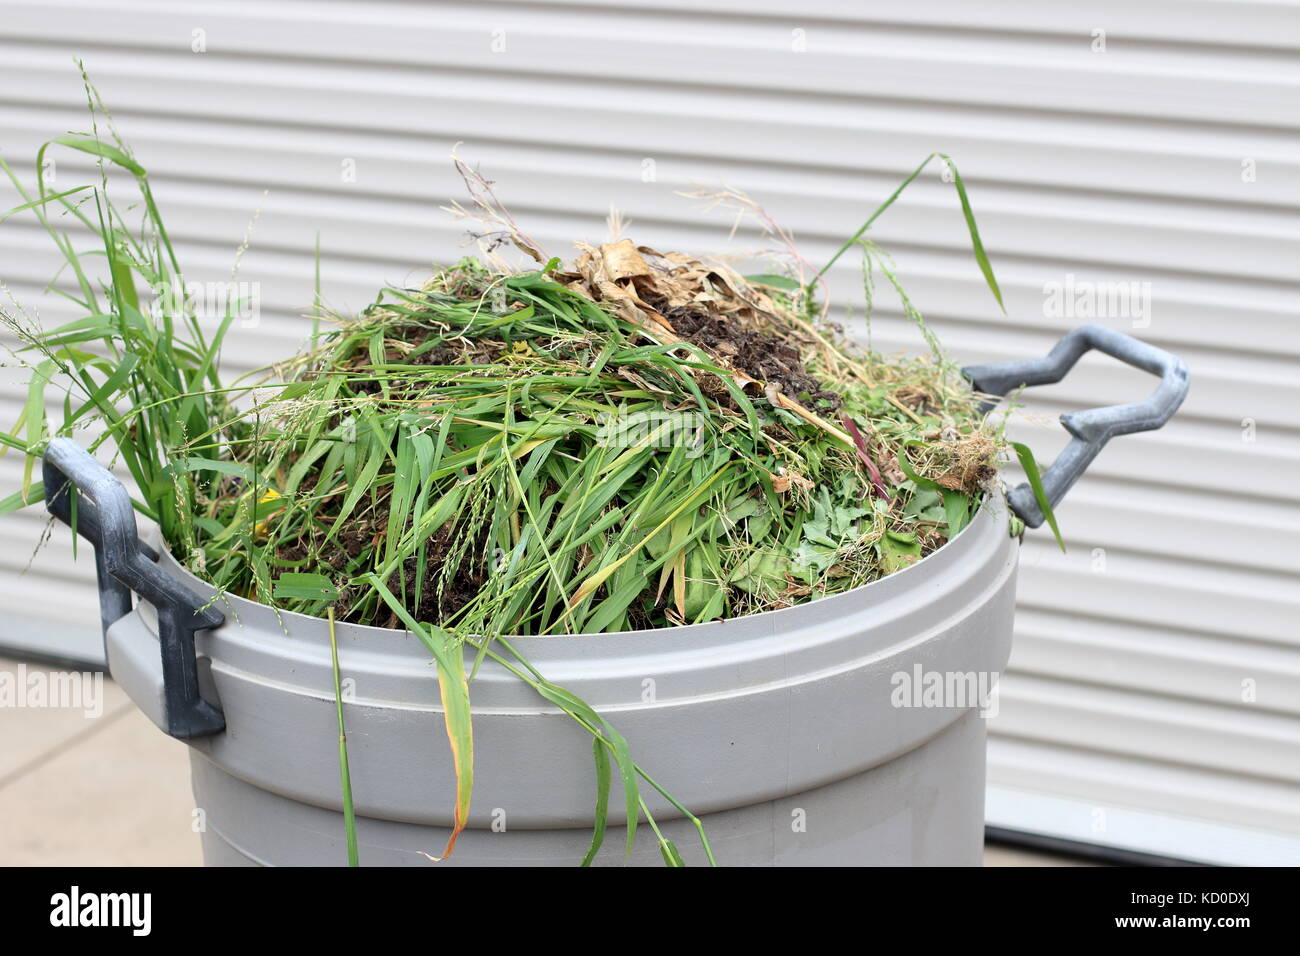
277, 477, 490, 626
409, 339, 504, 366
654, 302, 841, 411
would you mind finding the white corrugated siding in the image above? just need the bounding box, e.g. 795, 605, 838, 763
1, 0, 1296, 863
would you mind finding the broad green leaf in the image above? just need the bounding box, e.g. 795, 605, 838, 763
273, 572, 340, 602
179, 457, 257, 479
880, 530, 922, 573
896, 440, 971, 539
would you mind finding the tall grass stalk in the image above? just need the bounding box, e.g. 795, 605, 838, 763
328, 607, 360, 867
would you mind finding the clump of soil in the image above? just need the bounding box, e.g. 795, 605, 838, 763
926, 431, 999, 491
394, 524, 491, 624
656, 302, 841, 411
274, 474, 491, 624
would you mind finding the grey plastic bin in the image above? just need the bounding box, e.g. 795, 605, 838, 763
41, 324, 1187, 866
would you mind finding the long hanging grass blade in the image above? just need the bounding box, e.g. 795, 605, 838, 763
1008, 441, 1065, 552
366, 574, 474, 859
527, 678, 641, 857
580, 737, 612, 866
328, 608, 360, 867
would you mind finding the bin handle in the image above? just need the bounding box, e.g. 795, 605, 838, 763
42, 437, 225, 738
962, 324, 1189, 528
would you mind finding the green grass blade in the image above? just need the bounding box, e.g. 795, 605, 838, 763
818, 152, 1004, 313
1009, 441, 1065, 552
42, 134, 145, 177
580, 737, 611, 866
818, 153, 937, 279
328, 608, 360, 867
0, 184, 92, 224
0, 482, 43, 517
366, 574, 474, 859
937, 153, 1004, 312
659, 839, 685, 867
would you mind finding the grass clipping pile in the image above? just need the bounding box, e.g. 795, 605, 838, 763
198, 241, 998, 636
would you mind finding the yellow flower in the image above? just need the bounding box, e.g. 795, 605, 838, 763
254, 488, 282, 537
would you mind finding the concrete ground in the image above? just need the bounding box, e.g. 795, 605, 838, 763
0, 656, 1084, 867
